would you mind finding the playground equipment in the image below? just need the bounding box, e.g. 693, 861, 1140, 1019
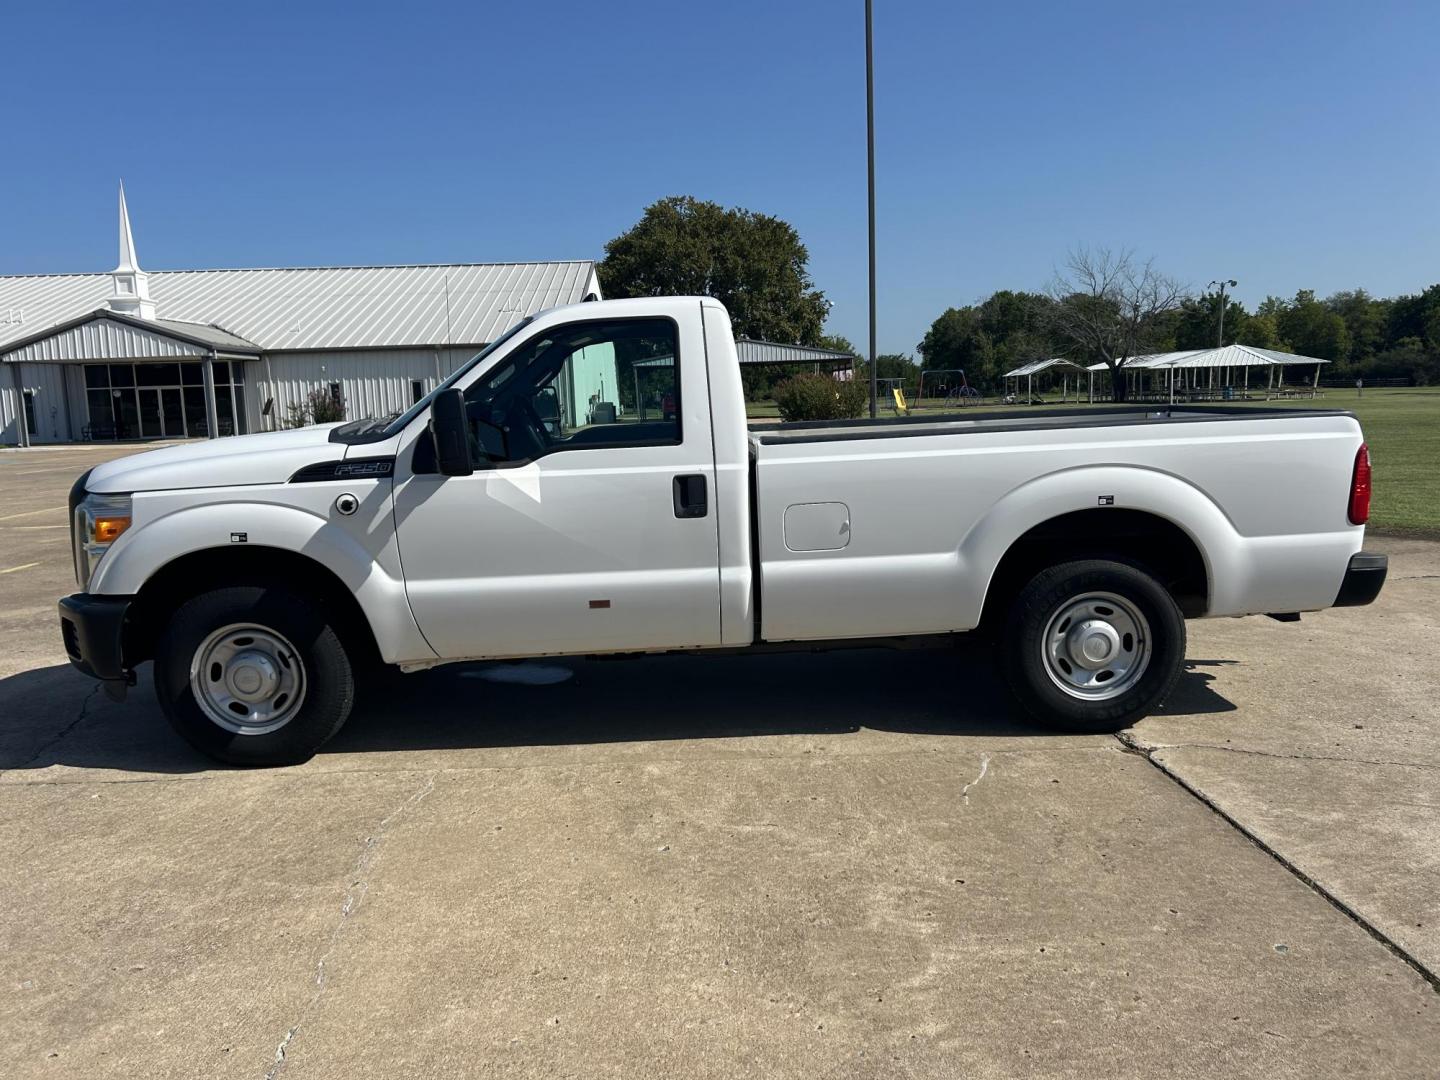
917, 368, 983, 408
871, 377, 909, 415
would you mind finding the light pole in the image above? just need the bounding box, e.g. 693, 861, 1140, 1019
865, 0, 878, 418
1208, 278, 1237, 348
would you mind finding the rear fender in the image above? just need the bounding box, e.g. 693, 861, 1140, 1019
961, 465, 1233, 621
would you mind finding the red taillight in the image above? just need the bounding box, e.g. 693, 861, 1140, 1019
1348, 443, 1372, 525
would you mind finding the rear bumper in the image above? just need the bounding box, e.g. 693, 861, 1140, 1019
58, 593, 133, 683
1333, 551, 1388, 607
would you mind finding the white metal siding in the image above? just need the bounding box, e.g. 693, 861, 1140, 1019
0, 382, 16, 444
3, 317, 209, 363
21, 363, 74, 442
254, 347, 476, 431
1, 363, 74, 443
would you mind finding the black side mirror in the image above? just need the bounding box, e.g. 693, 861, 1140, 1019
430, 389, 473, 477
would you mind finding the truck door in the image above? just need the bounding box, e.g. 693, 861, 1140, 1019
392, 312, 723, 659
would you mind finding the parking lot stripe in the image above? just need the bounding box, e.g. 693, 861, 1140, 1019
0, 562, 41, 575
0, 506, 65, 521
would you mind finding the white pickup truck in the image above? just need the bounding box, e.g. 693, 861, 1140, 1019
59, 296, 1387, 764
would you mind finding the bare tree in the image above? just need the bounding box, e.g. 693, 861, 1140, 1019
1048, 247, 1188, 401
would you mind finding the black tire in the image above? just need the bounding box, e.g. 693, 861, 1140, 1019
154, 586, 355, 766
1001, 559, 1185, 733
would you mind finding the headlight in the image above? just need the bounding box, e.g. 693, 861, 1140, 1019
74, 492, 132, 590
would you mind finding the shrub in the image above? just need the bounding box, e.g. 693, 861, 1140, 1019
283, 387, 348, 428
772, 373, 868, 422
309, 388, 346, 424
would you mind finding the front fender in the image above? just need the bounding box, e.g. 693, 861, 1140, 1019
89, 484, 435, 663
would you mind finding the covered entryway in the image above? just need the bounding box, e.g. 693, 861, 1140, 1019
1, 310, 259, 446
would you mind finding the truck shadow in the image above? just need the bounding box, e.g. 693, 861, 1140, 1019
0, 648, 1236, 775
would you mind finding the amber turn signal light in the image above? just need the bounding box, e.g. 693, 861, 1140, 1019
93, 516, 132, 544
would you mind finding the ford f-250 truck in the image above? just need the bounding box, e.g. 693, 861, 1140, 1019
58, 296, 1387, 765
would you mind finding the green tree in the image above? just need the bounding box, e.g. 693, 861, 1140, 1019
975, 290, 1056, 379
1172, 291, 1249, 350
1236, 312, 1282, 349
917, 292, 1055, 391
1326, 289, 1389, 366
599, 196, 829, 345
816, 333, 857, 356
917, 306, 986, 374
1389, 284, 1440, 350
1276, 290, 1351, 362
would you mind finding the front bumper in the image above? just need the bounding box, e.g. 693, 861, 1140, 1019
1334, 551, 1388, 607
58, 593, 133, 687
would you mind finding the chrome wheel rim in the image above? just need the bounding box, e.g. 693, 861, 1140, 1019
1041, 591, 1152, 701
190, 623, 307, 735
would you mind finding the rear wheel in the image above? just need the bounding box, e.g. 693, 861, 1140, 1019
1001, 559, 1185, 733
154, 586, 355, 765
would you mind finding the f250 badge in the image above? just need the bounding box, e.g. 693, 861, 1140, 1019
336, 461, 393, 477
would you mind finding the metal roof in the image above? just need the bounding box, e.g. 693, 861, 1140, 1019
617, 338, 860, 371
0, 261, 598, 353
1, 311, 260, 363
1166, 344, 1331, 368
148, 318, 262, 351
734, 339, 856, 366
1086, 345, 1331, 371
1084, 351, 1201, 371
1002, 357, 1086, 378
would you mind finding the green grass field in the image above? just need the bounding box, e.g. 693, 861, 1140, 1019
747, 386, 1440, 536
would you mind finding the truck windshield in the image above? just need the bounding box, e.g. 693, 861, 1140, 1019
329, 316, 535, 445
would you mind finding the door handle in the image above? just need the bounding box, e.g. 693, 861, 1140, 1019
672, 474, 708, 519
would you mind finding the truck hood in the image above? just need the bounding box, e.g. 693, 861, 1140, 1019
85, 425, 347, 494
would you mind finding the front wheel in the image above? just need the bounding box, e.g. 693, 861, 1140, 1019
154, 586, 356, 765
1001, 559, 1186, 733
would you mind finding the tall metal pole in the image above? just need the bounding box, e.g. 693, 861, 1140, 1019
866, 0, 878, 418
1216, 282, 1226, 348
1209, 278, 1237, 348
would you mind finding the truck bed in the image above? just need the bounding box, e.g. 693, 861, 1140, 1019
749, 404, 1353, 446
745, 404, 1365, 643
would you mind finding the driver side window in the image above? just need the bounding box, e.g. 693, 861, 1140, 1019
462, 317, 680, 466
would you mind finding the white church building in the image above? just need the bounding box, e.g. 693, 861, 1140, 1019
0, 186, 601, 445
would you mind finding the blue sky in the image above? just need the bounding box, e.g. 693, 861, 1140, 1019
2, 0, 1436, 354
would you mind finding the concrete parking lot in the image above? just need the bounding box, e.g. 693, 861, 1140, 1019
2, 443, 1438, 1079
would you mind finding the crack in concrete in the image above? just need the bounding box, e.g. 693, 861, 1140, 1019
0, 683, 103, 781
1127, 739, 1440, 773
1114, 730, 1439, 994
960, 753, 991, 804
262, 771, 436, 1079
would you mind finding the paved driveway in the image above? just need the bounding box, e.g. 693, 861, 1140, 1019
2, 444, 1437, 1078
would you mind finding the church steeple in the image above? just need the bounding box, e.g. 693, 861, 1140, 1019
107, 181, 156, 320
